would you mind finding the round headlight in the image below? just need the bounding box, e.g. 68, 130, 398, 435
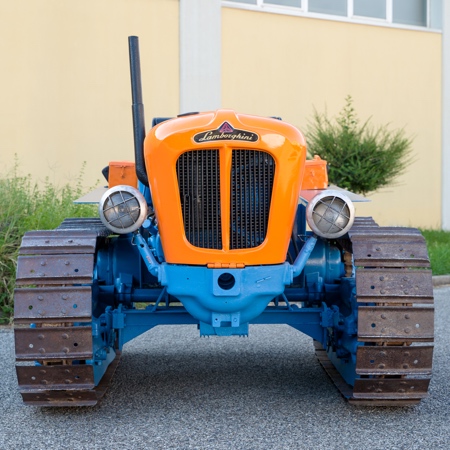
306, 190, 355, 239
98, 185, 148, 234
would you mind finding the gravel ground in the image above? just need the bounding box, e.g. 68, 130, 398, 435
0, 286, 449, 450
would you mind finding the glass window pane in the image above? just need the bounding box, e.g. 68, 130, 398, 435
308, 0, 347, 16
393, 0, 427, 27
264, 0, 302, 7
430, 0, 442, 30
354, 0, 386, 19
228, 0, 257, 4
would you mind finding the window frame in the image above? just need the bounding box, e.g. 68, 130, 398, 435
222, 0, 441, 32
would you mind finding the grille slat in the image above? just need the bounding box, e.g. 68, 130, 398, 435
230, 150, 274, 250
177, 149, 274, 251
177, 150, 222, 249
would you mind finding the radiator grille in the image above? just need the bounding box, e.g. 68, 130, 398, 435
230, 150, 275, 249
176, 150, 222, 249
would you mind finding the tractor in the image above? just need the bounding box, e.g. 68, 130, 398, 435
13, 37, 434, 406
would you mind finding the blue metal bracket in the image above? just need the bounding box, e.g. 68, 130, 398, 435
212, 312, 241, 327
200, 321, 249, 336
320, 304, 337, 328
112, 305, 126, 329
111, 304, 327, 347
133, 232, 160, 277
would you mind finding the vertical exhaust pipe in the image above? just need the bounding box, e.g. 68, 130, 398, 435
128, 36, 149, 187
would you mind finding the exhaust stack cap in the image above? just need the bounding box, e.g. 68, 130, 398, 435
306, 190, 355, 239
98, 185, 148, 234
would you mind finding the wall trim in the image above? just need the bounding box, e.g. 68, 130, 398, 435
180, 0, 222, 114
443, 0, 450, 229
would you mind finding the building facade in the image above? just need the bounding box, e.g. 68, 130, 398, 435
0, 0, 445, 228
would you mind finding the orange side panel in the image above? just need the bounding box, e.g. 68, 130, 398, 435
108, 161, 138, 188
302, 155, 328, 190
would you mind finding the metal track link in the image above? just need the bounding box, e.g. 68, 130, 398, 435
314, 218, 434, 406
14, 219, 119, 406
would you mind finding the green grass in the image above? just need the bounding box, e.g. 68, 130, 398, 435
0, 161, 96, 324
420, 229, 450, 276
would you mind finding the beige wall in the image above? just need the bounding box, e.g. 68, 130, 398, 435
0, 2, 443, 228
0, 0, 179, 187
222, 7, 442, 228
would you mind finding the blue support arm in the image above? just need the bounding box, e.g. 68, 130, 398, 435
133, 232, 160, 277
291, 235, 318, 278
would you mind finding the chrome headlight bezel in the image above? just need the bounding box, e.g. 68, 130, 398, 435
306, 190, 355, 239
98, 185, 148, 234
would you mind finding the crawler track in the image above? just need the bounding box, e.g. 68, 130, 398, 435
14, 219, 120, 406
314, 217, 434, 406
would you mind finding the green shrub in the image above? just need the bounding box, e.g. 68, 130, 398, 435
0, 161, 96, 324
306, 96, 413, 195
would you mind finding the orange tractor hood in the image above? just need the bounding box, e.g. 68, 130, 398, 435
144, 110, 307, 266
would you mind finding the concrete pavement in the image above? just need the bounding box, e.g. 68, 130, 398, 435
0, 286, 449, 450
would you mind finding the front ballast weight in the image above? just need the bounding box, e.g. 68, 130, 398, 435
12, 36, 434, 407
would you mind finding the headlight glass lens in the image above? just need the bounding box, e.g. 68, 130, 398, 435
99, 185, 147, 234
306, 190, 355, 239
